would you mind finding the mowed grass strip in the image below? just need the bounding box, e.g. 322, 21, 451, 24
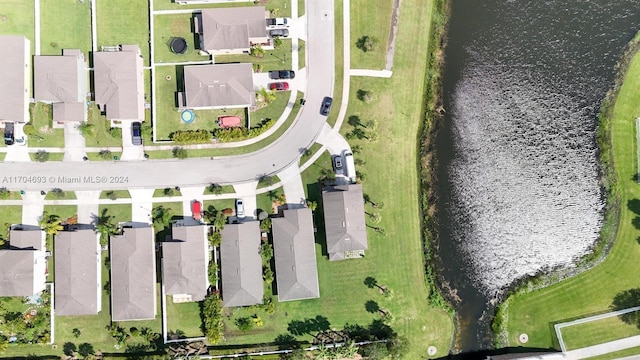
97, 0, 150, 65
349, 0, 393, 69
506, 43, 640, 349
40, 0, 91, 55
561, 315, 640, 350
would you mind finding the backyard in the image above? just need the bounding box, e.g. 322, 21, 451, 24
165, 297, 205, 338
40, 0, 91, 55
152, 0, 292, 17
0, 0, 35, 53
154, 13, 211, 64
504, 36, 640, 351
96, 0, 150, 65
350, 0, 393, 70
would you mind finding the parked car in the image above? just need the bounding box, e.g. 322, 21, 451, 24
236, 199, 245, 219
132, 122, 142, 145
269, 70, 295, 80
4, 122, 14, 145
191, 200, 202, 222
269, 82, 290, 91
320, 97, 333, 116
266, 17, 291, 27
333, 155, 343, 173
269, 28, 289, 37
218, 115, 242, 128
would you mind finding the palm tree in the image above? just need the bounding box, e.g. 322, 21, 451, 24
96, 208, 119, 243
152, 205, 173, 233
258, 87, 276, 105
364, 276, 384, 292
39, 211, 63, 236
351, 127, 368, 140
351, 144, 362, 154
347, 115, 362, 128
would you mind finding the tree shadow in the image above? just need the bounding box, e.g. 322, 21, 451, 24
628, 199, 640, 215
274, 333, 300, 350
611, 288, 640, 328
632, 216, 640, 230
63, 342, 76, 356
78, 343, 94, 358
365, 300, 380, 314
287, 315, 331, 336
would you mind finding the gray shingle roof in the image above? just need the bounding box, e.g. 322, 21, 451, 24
0, 36, 29, 122
9, 229, 44, 250
322, 184, 368, 260
34, 51, 84, 103
272, 208, 320, 301
110, 226, 156, 321
0, 250, 38, 296
220, 222, 263, 307
93, 46, 144, 121
200, 7, 267, 52
163, 224, 209, 302
183, 63, 255, 109
54, 229, 101, 316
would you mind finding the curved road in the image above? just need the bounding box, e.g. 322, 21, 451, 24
0, 0, 335, 191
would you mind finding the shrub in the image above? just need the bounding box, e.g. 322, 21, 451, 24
99, 150, 112, 159
173, 147, 188, 159
0, 188, 10, 200
51, 188, 66, 198
203, 294, 224, 343
208, 231, 222, 247
34, 150, 50, 162
213, 118, 275, 142
23, 123, 36, 135
108, 127, 121, 138
235, 317, 254, 332
260, 218, 272, 232
106, 191, 118, 200
208, 260, 218, 285
356, 35, 379, 52
170, 129, 212, 144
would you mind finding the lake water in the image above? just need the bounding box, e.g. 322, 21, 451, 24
435, 0, 640, 351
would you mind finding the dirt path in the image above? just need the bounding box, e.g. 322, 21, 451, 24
385, 0, 401, 71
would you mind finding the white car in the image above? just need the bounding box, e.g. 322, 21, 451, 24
235, 199, 245, 219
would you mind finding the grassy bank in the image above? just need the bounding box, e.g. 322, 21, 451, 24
499, 32, 640, 350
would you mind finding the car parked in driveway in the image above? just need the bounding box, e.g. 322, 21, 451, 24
235, 199, 245, 219
320, 97, 333, 116
4, 122, 14, 145
333, 155, 343, 174
132, 122, 142, 145
269, 28, 289, 37
269, 70, 295, 79
269, 82, 289, 91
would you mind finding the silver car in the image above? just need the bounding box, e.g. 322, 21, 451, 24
236, 199, 245, 219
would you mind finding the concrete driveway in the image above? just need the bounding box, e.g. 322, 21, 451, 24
120, 122, 146, 161
63, 122, 87, 161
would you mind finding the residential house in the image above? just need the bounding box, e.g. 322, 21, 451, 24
163, 223, 209, 302
322, 184, 368, 260
220, 221, 263, 307
0, 228, 46, 296
93, 45, 144, 123
178, 63, 255, 110
195, 7, 268, 55
34, 49, 88, 127
54, 227, 101, 316
110, 226, 156, 321
272, 208, 320, 301
0, 36, 30, 123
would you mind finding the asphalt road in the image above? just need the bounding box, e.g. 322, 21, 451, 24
0, 0, 335, 191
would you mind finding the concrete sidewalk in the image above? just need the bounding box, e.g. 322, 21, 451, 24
279, 163, 306, 207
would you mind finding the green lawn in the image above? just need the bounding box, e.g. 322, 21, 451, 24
43, 205, 77, 222
298, 39, 306, 70
152, 0, 291, 17
203, 184, 235, 195
98, 204, 132, 224
299, 142, 322, 166
586, 346, 640, 359
153, 188, 183, 198
44, 190, 76, 200
325, 0, 344, 128
504, 38, 640, 350
28, 103, 65, 148
29, 152, 65, 162
99, 190, 131, 200
0, 0, 35, 53
165, 297, 204, 338
298, 0, 305, 16
0, 205, 22, 226
203, 199, 235, 214
40, 0, 91, 55
86, 152, 122, 161
561, 315, 640, 350
350, 0, 393, 70
96, 0, 150, 65
153, 13, 212, 63
84, 103, 123, 147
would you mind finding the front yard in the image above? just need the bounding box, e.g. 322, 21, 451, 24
28, 103, 65, 148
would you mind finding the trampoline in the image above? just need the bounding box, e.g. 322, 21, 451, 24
170, 37, 188, 54
181, 110, 195, 124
